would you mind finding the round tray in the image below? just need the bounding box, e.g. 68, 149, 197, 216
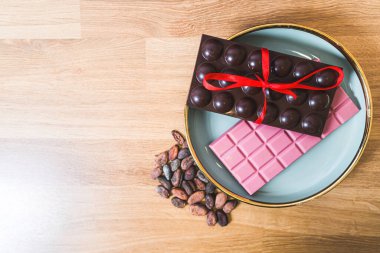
185, 24, 372, 207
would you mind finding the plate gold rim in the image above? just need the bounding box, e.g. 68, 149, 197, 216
184, 23, 372, 208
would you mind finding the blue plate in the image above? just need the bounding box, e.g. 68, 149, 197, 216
185, 24, 372, 207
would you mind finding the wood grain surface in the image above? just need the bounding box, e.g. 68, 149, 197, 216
0, 1, 379, 252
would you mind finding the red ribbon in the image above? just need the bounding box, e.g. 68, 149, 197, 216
203, 48, 344, 124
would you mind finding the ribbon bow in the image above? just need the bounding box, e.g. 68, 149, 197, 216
203, 48, 344, 124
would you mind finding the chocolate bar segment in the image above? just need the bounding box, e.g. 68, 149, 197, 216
209, 87, 359, 195
186, 35, 343, 136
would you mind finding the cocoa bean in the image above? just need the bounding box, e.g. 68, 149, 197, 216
152, 130, 240, 227
196, 170, 209, 183
170, 159, 180, 172
187, 180, 196, 192
188, 191, 205, 205
205, 182, 216, 194
155, 151, 168, 166
171, 130, 186, 147
216, 210, 228, 226
205, 193, 215, 210
171, 188, 188, 200
181, 181, 194, 196
171, 197, 186, 208
193, 178, 205, 190
171, 169, 183, 187
206, 211, 217, 226
181, 156, 194, 170
151, 166, 162, 180
189, 203, 208, 216
215, 192, 228, 209
168, 145, 179, 161
178, 148, 191, 159
157, 176, 172, 190
163, 164, 172, 180
184, 166, 196, 180
223, 199, 238, 214
156, 185, 169, 198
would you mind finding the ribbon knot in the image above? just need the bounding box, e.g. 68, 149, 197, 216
203, 48, 344, 124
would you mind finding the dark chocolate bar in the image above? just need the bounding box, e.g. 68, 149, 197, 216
186, 35, 343, 136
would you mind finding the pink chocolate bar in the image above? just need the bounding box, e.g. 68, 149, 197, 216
209, 87, 359, 195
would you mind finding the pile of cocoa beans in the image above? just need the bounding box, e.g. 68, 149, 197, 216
151, 130, 239, 227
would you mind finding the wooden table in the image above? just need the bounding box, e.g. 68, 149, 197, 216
0, 1, 379, 252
